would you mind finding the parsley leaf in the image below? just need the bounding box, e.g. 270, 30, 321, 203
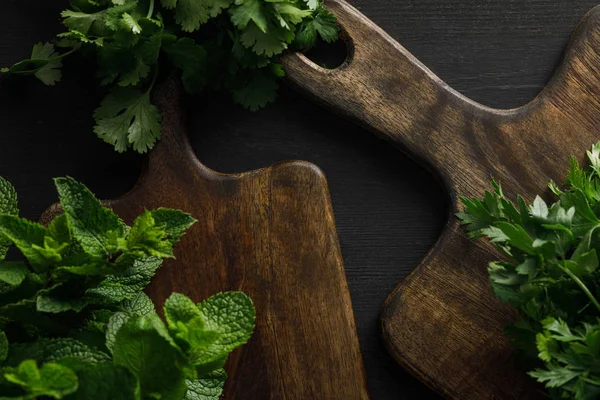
459, 142, 600, 398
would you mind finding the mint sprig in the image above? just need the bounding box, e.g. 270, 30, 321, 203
0, 176, 255, 399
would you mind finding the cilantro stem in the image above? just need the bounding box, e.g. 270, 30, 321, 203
147, 0, 155, 18
8, 49, 78, 75
561, 262, 600, 313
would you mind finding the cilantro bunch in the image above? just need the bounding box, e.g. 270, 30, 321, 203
1, 0, 338, 153
0, 176, 255, 399
459, 143, 600, 399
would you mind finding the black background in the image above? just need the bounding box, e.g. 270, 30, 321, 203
0, 1, 598, 398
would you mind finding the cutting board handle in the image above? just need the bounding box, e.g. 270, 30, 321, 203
282, 0, 484, 178
282, 0, 600, 201
143, 76, 211, 184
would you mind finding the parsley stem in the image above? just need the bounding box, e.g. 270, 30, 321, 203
561, 263, 600, 313
147, 0, 155, 18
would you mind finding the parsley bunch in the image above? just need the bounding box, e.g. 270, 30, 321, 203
0, 176, 255, 399
459, 143, 600, 399
1, 0, 338, 153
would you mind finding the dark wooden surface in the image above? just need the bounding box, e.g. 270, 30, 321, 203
0, 1, 598, 399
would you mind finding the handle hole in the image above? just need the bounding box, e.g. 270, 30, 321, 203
302, 27, 353, 70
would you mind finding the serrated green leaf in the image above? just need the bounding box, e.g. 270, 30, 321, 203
230, 0, 268, 31
105, 312, 131, 353
163, 38, 207, 94
240, 22, 288, 57
64, 363, 138, 400
529, 364, 580, 388
127, 210, 174, 258
112, 314, 188, 400
0, 215, 54, 269
185, 369, 226, 400
0, 176, 18, 260
86, 257, 162, 304
122, 291, 155, 315
192, 292, 255, 371
0, 262, 29, 291
4, 360, 78, 399
54, 177, 125, 257
164, 293, 218, 352
5, 338, 111, 367
0, 331, 8, 362
171, 0, 211, 32
93, 87, 162, 153
231, 67, 278, 111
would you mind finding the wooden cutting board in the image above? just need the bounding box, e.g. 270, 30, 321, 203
282, 1, 600, 398
42, 78, 369, 399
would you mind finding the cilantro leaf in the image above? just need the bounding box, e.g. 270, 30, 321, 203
163, 37, 208, 94
93, 87, 162, 153
230, 0, 268, 31
0, 43, 63, 86
231, 66, 279, 111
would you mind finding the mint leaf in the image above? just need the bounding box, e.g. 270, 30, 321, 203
54, 177, 125, 257
112, 314, 188, 400
149, 208, 196, 244
4, 359, 78, 399
105, 312, 131, 353
122, 291, 155, 315
192, 292, 255, 371
0, 262, 29, 292
164, 293, 218, 352
0, 331, 8, 362
185, 369, 226, 400
65, 363, 138, 400
86, 257, 162, 304
127, 210, 174, 258
5, 338, 111, 366
93, 87, 162, 153
0, 176, 18, 260
0, 216, 55, 269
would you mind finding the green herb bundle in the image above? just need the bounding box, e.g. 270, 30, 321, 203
1, 0, 338, 153
459, 142, 600, 399
0, 176, 255, 399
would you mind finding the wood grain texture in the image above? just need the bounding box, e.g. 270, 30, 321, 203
42, 78, 369, 399
283, 1, 600, 398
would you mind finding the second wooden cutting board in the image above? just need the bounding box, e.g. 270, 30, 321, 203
283, 0, 600, 398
